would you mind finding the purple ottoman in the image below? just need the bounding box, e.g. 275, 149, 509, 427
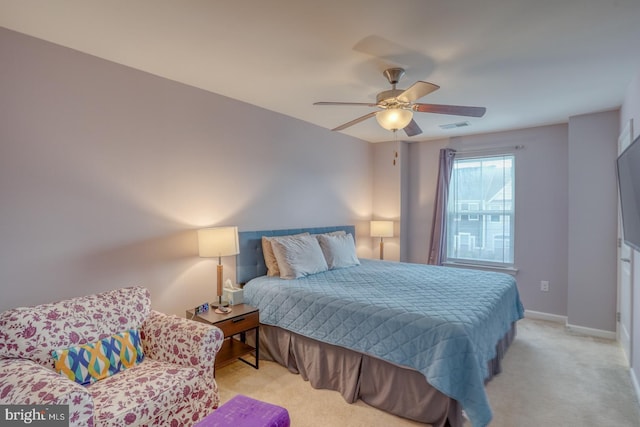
196, 395, 290, 427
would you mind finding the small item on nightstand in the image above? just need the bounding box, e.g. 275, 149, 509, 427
215, 306, 232, 314
195, 302, 209, 314
189, 302, 210, 319
223, 279, 244, 305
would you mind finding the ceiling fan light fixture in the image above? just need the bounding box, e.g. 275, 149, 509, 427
314, 67, 485, 137
376, 108, 413, 131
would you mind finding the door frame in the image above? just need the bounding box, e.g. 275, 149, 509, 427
618, 118, 634, 365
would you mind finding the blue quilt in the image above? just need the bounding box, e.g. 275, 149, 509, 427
243, 259, 524, 427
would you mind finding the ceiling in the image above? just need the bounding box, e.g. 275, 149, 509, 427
2, 0, 640, 143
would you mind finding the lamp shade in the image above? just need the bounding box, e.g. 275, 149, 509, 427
375, 108, 413, 131
198, 226, 239, 258
370, 220, 394, 238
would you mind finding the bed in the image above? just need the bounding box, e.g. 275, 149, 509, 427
237, 226, 524, 427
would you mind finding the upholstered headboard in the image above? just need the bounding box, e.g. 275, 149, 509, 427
236, 225, 356, 284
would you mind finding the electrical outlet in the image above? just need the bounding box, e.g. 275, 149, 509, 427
540, 281, 549, 292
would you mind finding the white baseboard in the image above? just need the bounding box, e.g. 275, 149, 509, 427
566, 323, 617, 340
525, 310, 616, 340
524, 309, 567, 323
631, 367, 640, 406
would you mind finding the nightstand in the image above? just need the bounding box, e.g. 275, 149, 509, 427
186, 304, 259, 371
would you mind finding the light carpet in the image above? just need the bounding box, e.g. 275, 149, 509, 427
215, 318, 640, 426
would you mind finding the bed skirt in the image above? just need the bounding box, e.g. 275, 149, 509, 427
256, 322, 517, 427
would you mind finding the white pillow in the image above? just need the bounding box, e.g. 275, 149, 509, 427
262, 233, 309, 277
270, 234, 329, 279
317, 233, 360, 269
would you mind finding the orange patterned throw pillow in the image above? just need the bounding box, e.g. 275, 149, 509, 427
52, 329, 144, 385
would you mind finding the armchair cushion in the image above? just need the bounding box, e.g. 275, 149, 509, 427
88, 358, 200, 426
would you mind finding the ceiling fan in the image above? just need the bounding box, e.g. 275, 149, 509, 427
314, 67, 486, 137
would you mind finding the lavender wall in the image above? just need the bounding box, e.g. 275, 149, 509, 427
0, 28, 372, 315
371, 141, 403, 261
407, 125, 570, 317
567, 110, 619, 332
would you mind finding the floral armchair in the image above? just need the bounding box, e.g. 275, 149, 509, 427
0, 287, 224, 426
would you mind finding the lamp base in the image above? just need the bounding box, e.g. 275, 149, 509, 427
212, 296, 229, 309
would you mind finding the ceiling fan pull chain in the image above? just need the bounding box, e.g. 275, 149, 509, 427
393, 130, 398, 166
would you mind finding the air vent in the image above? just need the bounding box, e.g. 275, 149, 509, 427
439, 121, 470, 130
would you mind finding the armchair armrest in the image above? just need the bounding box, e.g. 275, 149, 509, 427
0, 358, 93, 426
140, 310, 224, 378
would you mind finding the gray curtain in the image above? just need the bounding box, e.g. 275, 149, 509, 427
428, 148, 456, 265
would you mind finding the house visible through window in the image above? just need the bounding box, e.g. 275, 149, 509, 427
445, 154, 515, 267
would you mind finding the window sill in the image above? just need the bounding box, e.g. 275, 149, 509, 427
442, 261, 519, 276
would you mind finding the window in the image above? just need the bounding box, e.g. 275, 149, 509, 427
445, 154, 515, 266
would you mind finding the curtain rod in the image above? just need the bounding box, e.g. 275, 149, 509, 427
453, 145, 525, 156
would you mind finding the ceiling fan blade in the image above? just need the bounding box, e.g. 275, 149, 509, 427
314, 102, 378, 107
331, 111, 377, 131
397, 81, 440, 103
403, 119, 422, 137
414, 103, 486, 117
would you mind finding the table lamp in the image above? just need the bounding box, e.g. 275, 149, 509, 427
370, 220, 394, 260
198, 226, 239, 310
